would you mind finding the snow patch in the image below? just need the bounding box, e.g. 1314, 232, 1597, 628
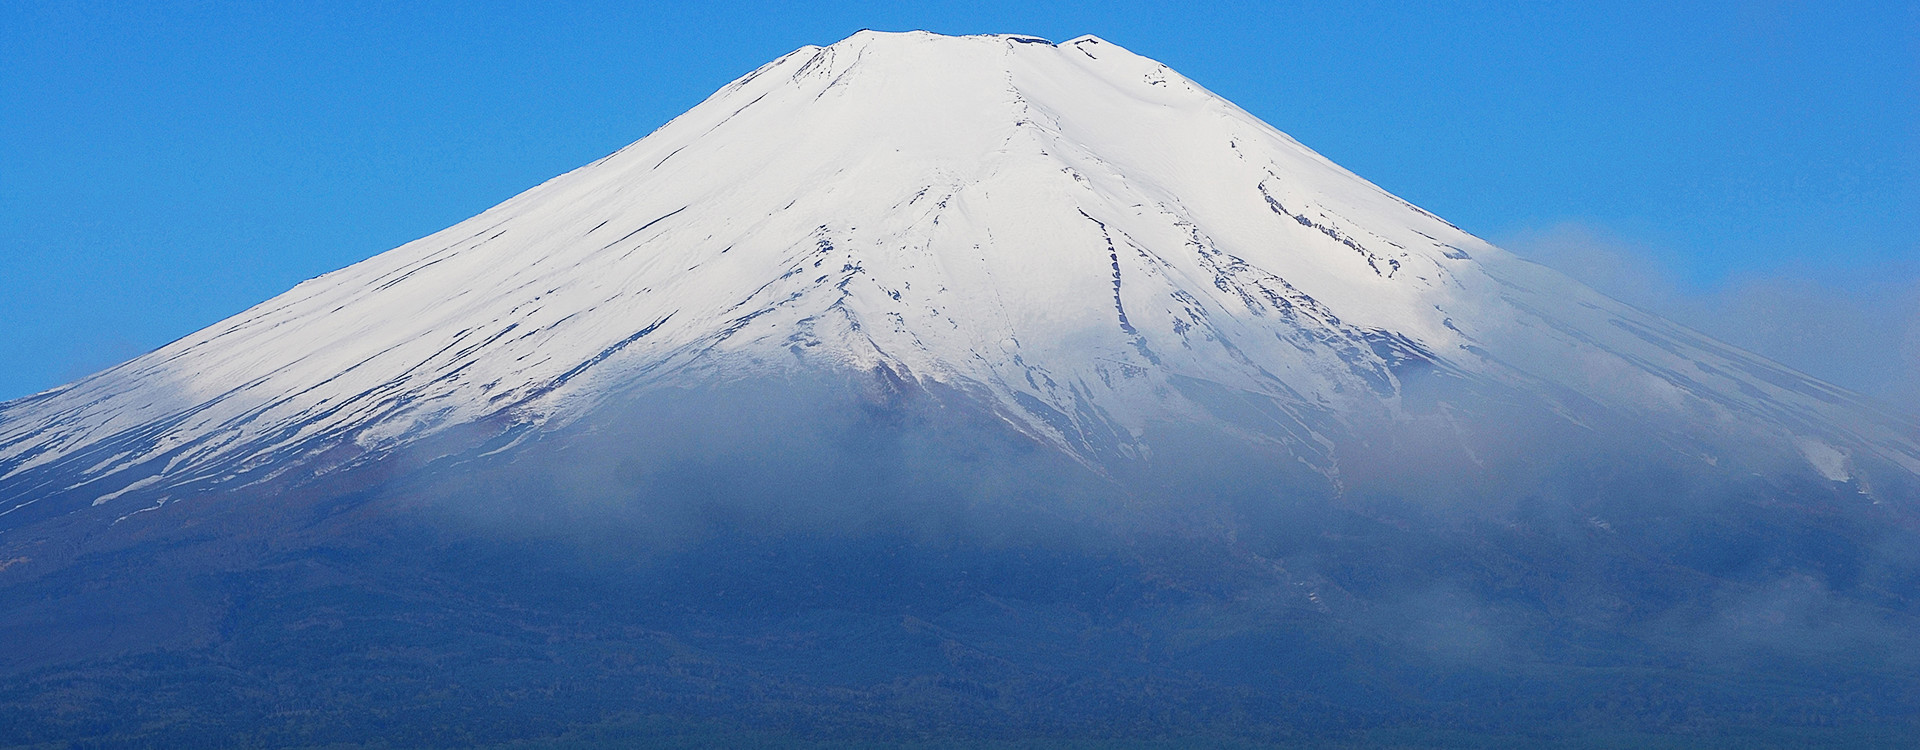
1798, 438, 1852, 482
93, 475, 163, 506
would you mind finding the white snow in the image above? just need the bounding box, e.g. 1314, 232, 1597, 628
1798, 439, 1852, 482
2, 30, 1914, 511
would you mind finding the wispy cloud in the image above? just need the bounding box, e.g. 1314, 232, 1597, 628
1501, 222, 1920, 417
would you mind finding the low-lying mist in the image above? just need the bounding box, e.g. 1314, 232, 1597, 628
4, 362, 1917, 743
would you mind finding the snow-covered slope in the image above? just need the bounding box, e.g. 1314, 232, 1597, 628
2, 31, 1914, 519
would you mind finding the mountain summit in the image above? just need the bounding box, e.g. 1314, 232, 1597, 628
2, 32, 1917, 745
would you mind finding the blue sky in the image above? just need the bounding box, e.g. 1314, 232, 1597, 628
3, 1, 1915, 405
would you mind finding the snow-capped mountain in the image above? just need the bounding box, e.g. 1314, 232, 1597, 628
1, 30, 1913, 526
8, 31, 1920, 746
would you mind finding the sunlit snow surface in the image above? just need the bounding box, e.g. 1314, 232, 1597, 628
1, 31, 1913, 517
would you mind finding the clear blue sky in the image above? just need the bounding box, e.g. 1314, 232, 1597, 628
3, 1, 1915, 403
